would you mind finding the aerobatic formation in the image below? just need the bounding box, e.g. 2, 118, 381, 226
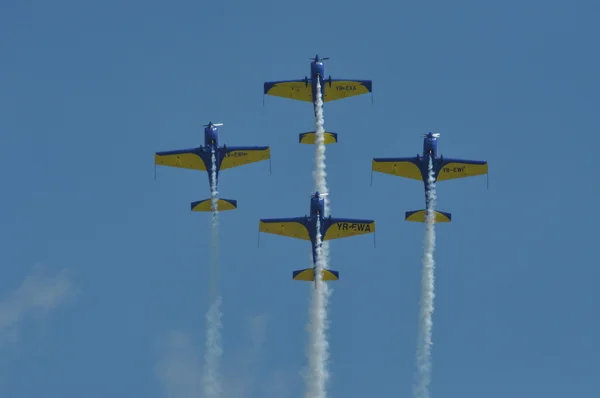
154, 54, 489, 398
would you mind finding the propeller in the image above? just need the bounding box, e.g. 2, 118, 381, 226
311, 191, 329, 198
204, 122, 224, 127
424, 132, 440, 138
310, 55, 330, 61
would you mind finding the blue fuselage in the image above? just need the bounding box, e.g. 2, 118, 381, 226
423, 134, 438, 159
198, 125, 224, 188
416, 135, 443, 200
304, 195, 329, 267
310, 61, 330, 116
204, 125, 219, 147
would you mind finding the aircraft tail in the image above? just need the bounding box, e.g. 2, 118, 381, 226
191, 198, 238, 212
299, 131, 338, 144
292, 268, 339, 281
405, 209, 452, 223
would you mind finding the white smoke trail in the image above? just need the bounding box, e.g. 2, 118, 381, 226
304, 78, 331, 398
314, 80, 328, 196
209, 149, 220, 295
203, 297, 222, 398
203, 148, 223, 398
413, 157, 437, 398
306, 221, 330, 398
314, 79, 331, 264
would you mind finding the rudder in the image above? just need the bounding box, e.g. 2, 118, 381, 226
191, 198, 238, 212
405, 209, 452, 223
292, 268, 339, 281
299, 131, 338, 144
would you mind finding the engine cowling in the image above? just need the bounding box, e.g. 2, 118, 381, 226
304, 76, 309, 87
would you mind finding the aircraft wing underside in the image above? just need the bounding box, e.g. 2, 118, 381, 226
323, 217, 375, 240
436, 158, 488, 181
220, 146, 271, 170
372, 157, 423, 181
264, 79, 373, 103
259, 217, 310, 240
264, 79, 313, 102
323, 79, 372, 102
155, 148, 208, 171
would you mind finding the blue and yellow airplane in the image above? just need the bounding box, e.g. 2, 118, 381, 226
258, 191, 375, 285
263, 54, 373, 145
371, 132, 488, 223
154, 121, 271, 212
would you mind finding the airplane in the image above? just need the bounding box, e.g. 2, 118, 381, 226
371, 132, 488, 223
258, 191, 375, 287
263, 54, 373, 146
154, 121, 271, 212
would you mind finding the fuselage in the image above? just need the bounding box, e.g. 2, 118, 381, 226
417, 132, 442, 201
422, 132, 439, 159
310, 60, 325, 101
305, 193, 329, 268
201, 124, 224, 188
309, 55, 331, 115
204, 124, 219, 147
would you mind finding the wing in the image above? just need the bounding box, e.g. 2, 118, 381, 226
371, 157, 423, 181
155, 148, 207, 170
323, 218, 375, 241
259, 217, 310, 240
220, 146, 271, 170
264, 79, 313, 102
323, 79, 372, 102
437, 158, 488, 181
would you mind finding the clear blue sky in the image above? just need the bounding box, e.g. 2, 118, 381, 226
1, 0, 599, 397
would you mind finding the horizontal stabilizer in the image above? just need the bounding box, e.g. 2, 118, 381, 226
405, 209, 452, 223
292, 268, 339, 281
299, 131, 338, 145
191, 198, 238, 212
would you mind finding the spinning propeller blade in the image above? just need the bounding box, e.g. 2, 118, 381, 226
310, 56, 330, 61
204, 121, 224, 127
